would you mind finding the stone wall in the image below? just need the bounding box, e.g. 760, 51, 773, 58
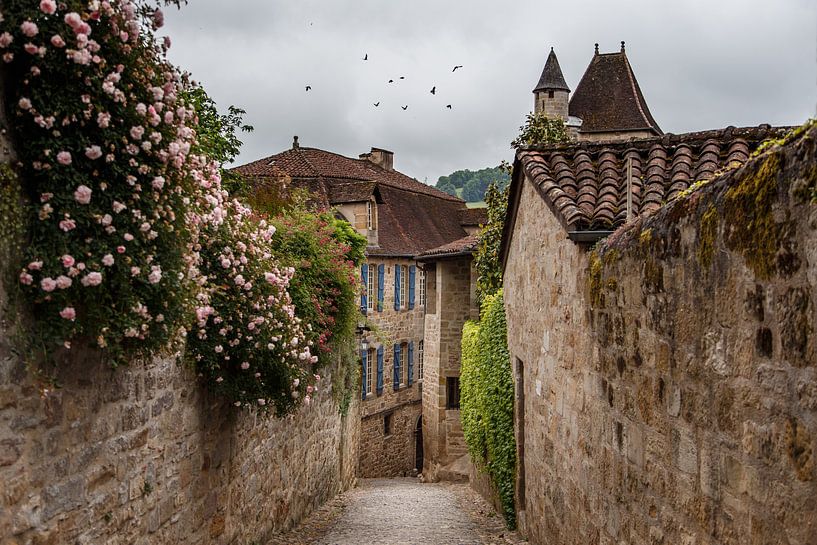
504, 129, 817, 544
0, 337, 359, 544
421, 256, 478, 481
358, 256, 424, 477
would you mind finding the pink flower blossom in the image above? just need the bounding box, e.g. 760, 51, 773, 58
112, 201, 126, 213
151, 176, 164, 190
123, 233, 134, 241
214, 345, 224, 353
97, 112, 110, 128
241, 362, 250, 370
73, 185, 92, 204
102, 254, 114, 266
0, 33, 13, 48
152, 8, 165, 28
148, 269, 162, 284
60, 307, 76, 321
215, 376, 224, 383
59, 219, 76, 232
129, 125, 144, 140
116, 245, 126, 254
61, 255, 75, 268
28, 261, 43, 270
56, 151, 72, 165
257, 399, 266, 406
64, 12, 82, 30
19, 272, 33, 285
40, 0, 57, 15
56, 275, 72, 289
130, 267, 140, 276
24, 43, 38, 55
18, 97, 32, 110
85, 145, 102, 160
81, 272, 103, 287
50, 35, 65, 48
20, 22, 39, 38
40, 277, 57, 292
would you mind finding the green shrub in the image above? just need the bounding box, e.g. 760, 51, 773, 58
460, 291, 516, 528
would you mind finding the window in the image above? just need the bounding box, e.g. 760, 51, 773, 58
548, 90, 554, 98
446, 376, 460, 409
419, 269, 426, 307
399, 265, 408, 309
418, 340, 424, 380
384, 413, 392, 436
365, 347, 375, 396
400, 342, 408, 386
366, 263, 375, 311
367, 200, 375, 230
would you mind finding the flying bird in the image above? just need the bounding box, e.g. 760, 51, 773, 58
446, 104, 452, 109
430, 86, 436, 95
388, 79, 394, 84
374, 102, 380, 107
305, 85, 311, 91
399, 76, 405, 80
452, 65, 463, 72
363, 53, 368, 60
401, 105, 408, 110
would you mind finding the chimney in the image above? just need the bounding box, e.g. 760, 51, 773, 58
359, 147, 394, 171
292, 135, 299, 150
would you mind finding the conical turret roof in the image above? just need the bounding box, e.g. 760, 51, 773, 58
533, 47, 570, 93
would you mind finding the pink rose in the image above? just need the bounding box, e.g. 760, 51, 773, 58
50, 35, 65, 48
241, 362, 250, 370
81, 272, 102, 287
59, 307, 76, 321
257, 399, 266, 406
123, 233, 134, 241
102, 254, 114, 266
28, 261, 43, 270
20, 22, 39, 38
148, 269, 162, 284
18, 97, 32, 110
61, 255, 75, 268
116, 245, 125, 254
151, 176, 164, 190
0, 33, 13, 48
40, 0, 57, 15
40, 277, 57, 292
24, 43, 38, 55
129, 126, 144, 140
64, 12, 82, 30
73, 185, 92, 204
19, 272, 33, 285
152, 8, 164, 28
56, 151, 72, 165
85, 145, 102, 160
59, 219, 76, 232
56, 275, 72, 289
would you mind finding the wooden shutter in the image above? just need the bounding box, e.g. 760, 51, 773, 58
394, 265, 401, 310
409, 265, 416, 309
393, 343, 401, 390
377, 264, 385, 312
361, 349, 368, 400
408, 341, 414, 386
376, 345, 384, 395
360, 265, 368, 315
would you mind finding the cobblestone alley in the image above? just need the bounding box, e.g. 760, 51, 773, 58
267, 478, 523, 545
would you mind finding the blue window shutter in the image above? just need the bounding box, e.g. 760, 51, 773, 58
361, 265, 368, 315
408, 341, 415, 386
377, 264, 385, 312
361, 349, 368, 400
394, 265, 401, 310
393, 344, 401, 390
376, 345, 384, 395
409, 265, 416, 310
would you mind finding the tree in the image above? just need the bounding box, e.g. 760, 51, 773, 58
474, 180, 509, 301
510, 112, 570, 149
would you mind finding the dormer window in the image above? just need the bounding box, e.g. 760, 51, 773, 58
367, 200, 376, 230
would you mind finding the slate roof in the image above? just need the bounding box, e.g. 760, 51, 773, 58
232, 146, 472, 257
569, 49, 662, 135
416, 234, 479, 261
510, 125, 790, 232
533, 48, 570, 92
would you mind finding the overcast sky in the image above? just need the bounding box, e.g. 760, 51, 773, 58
163, 0, 816, 185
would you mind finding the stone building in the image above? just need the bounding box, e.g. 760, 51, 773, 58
234, 141, 485, 478
534, 43, 662, 142
500, 118, 817, 544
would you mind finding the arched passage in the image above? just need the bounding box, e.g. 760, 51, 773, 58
414, 415, 423, 471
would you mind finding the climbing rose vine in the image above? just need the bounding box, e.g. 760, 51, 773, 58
1, 0, 321, 413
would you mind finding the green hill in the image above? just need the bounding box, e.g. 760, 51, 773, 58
436, 166, 509, 203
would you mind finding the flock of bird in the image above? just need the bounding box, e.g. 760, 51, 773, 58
304, 54, 463, 111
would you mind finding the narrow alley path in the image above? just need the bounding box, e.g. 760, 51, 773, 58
267, 478, 523, 545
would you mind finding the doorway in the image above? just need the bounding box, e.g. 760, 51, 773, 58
414, 416, 424, 471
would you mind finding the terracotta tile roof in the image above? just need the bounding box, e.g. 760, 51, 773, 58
460, 207, 488, 227
416, 234, 479, 260
328, 182, 377, 204
514, 125, 792, 231
233, 147, 461, 202
569, 50, 662, 135
533, 48, 570, 92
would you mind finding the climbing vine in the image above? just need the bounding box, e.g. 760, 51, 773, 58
460, 291, 516, 529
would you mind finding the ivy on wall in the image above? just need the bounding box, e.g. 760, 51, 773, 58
460, 291, 516, 529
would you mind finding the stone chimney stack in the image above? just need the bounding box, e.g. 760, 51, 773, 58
359, 147, 394, 171
292, 135, 300, 150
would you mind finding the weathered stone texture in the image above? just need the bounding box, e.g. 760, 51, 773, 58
422, 257, 478, 481
0, 340, 359, 545
505, 131, 817, 545
358, 257, 424, 477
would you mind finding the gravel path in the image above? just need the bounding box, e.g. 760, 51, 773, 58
266, 478, 524, 545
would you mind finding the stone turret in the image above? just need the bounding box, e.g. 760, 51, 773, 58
533, 47, 570, 121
